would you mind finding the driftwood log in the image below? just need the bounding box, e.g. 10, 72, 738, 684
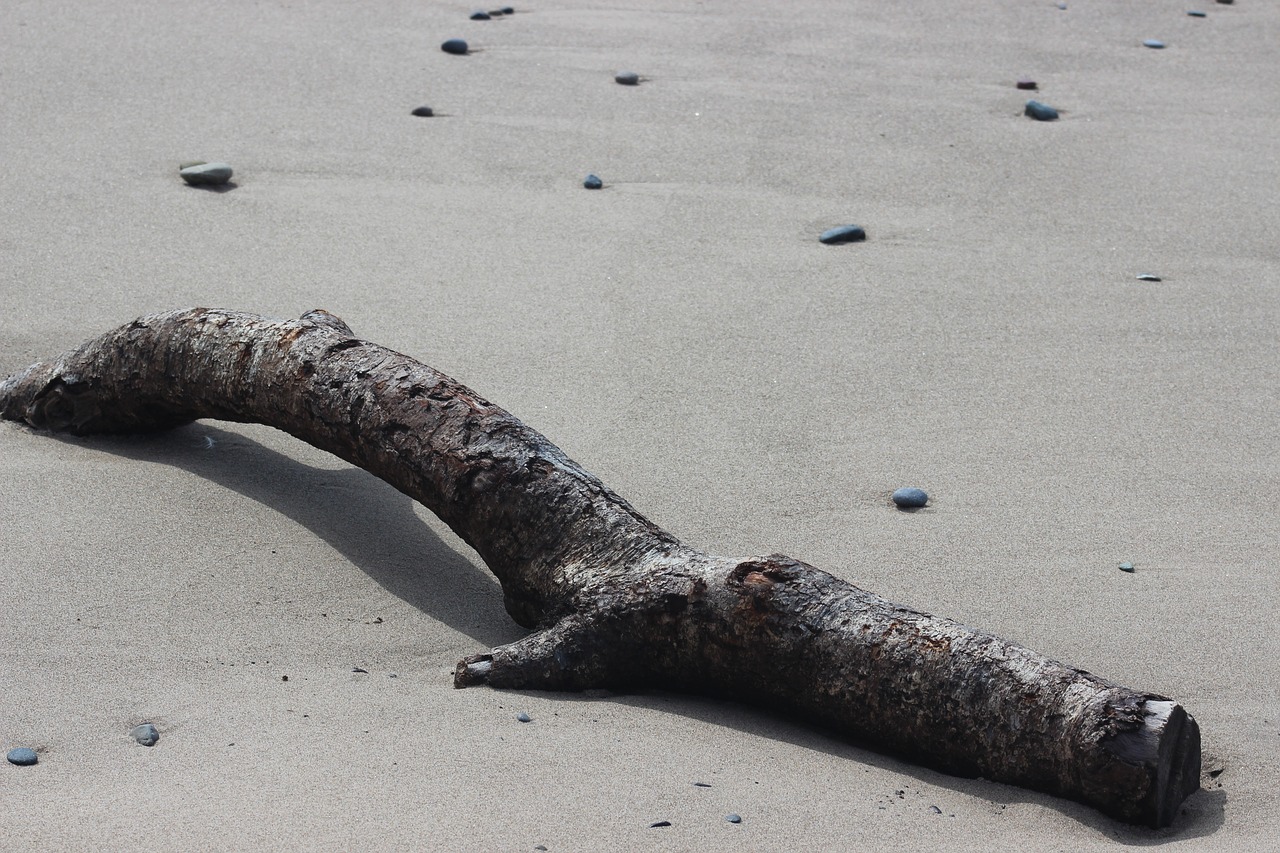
0, 308, 1200, 827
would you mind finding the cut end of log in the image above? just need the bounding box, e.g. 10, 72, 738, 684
1104, 699, 1201, 828
454, 655, 493, 688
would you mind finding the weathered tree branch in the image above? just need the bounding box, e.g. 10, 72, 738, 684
0, 308, 1201, 827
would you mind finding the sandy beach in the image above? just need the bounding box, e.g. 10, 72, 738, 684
2, 1, 1276, 849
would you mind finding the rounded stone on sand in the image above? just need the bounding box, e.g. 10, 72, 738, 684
726, 813, 743, 824
7, 747, 38, 766
1187, 10, 1207, 16
819, 225, 866, 245
1136, 273, 1162, 282
179, 162, 233, 186
516, 711, 532, 722
441, 38, 469, 55
132, 723, 160, 746
411, 105, 434, 117
470, 10, 490, 19
1016, 78, 1037, 90
615, 71, 640, 86
891, 487, 929, 508
1024, 100, 1059, 121
1119, 562, 1136, 573
1143, 39, 1166, 49
583, 174, 603, 189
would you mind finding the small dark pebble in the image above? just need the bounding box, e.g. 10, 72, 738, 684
891, 487, 929, 508
470, 10, 491, 19
516, 711, 532, 722
501, 5, 514, 11
726, 814, 742, 824
1187, 10, 1207, 16
615, 71, 640, 86
1024, 100, 1059, 121
179, 162, 234, 186
282, 675, 289, 681
583, 174, 603, 190
649, 821, 671, 828
929, 805, 943, 815
7, 747, 38, 766
819, 224, 866, 245
1119, 562, 1136, 573
411, 106, 434, 117
353, 667, 369, 673
1143, 39, 1166, 49
441, 39, 469, 55
1016, 78, 1037, 90
693, 782, 712, 787
1216, 0, 1232, 4
489, 9, 505, 15
132, 723, 160, 747
1136, 273, 1162, 281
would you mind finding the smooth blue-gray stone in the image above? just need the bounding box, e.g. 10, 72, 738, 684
1136, 273, 1162, 281
1119, 562, 1136, 573
7, 747, 38, 766
1024, 100, 1059, 121
583, 174, 603, 189
411, 105, 434, 117
1143, 39, 1166, 49
615, 71, 640, 86
891, 487, 929, 508
470, 10, 490, 19
516, 711, 532, 722
1187, 10, 1207, 16
132, 723, 160, 746
726, 814, 743, 824
819, 225, 866, 244
441, 39, 469, 55
179, 162, 233, 186
500, 6, 515, 12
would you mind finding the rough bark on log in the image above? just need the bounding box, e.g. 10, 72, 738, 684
0, 308, 1201, 828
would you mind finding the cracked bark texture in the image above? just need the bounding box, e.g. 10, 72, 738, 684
0, 308, 1200, 827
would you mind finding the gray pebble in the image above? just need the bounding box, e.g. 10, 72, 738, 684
516, 711, 532, 722
615, 71, 640, 86
583, 174, 603, 189
693, 781, 712, 787
470, 10, 491, 19
1119, 562, 1136, 573
501, 6, 515, 12
649, 821, 671, 828
1143, 39, 1166, 49
179, 162, 233, 186
132, 723, 160, 746
819, 224, 866, 244
1024, 100, 1059, 121
1187, 10, 1207, 16
1136, 273, 1162, 281
929, 805, 943, 814
1016, 78, 1038, 90
441, 38, 469, 55
726, 813, 743, 823
411, 106, 434, 117
891, 487, 929, 508
6, 747, 37, 766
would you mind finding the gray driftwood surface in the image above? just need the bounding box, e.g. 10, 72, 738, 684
0, 308, 1201, 827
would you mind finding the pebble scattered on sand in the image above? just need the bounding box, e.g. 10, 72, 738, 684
1136, 273, 1162, 281
442, 38, 469, 55
411, 105, 434, 117
1119, 562, 1136, 573
1143, 39, 1166, 49
470, 10, 491, 19
1216, 0, 1232, 5
819, 224, 866, 245
1024, 100, 1059, 121
501, 5, 515, 12
1016, 78, 1038, 90
615, 71, 640, 86
650, 821, 672, 828
516, 711, 532, 722
891, 487, 929, 508
726, 813, 743, 824
7, 747, 38, 766
1187, 10, 1207, 16
132, 724, 160, 747
583, 174, 603, 189
694, 781, 712, 787
179, 162, 233, 186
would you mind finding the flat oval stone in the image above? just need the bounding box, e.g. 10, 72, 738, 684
441, 39, 469, 55
891, 487, 928, 508
1187, 10, 1207, 16
1143, 39, 1166, 49
726, 814, 743, 824
179, 162, 233, 186
501, 5, 515, 12
819, 225, 866, 244
1136, 273, 1162, 281
411, 105, 434, 117
132, 723, 160, 747
470, 10, 490, 19
1024, 100, 1059, 121
1119, 562, 1136, 573
516, 711, 532, 722
615, 71, 640, 86
1016, 78, 1037, 90
583, 174, 603, 189
7, 747, 38, 766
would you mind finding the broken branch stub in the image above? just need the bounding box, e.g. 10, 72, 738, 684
0, 308, 1201, 827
